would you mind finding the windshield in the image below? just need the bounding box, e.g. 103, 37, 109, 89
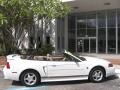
73, 54, 86, 61
64, 50, 86, 61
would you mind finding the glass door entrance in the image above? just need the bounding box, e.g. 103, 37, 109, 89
77, 37, 96, 53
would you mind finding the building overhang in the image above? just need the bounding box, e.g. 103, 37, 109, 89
62, 0, 120, 13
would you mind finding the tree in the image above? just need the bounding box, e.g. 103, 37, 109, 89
0, 0, 70, 54
0, 13, 7, 26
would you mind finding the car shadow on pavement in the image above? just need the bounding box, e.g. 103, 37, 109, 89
104, 75, 119, 82
12, 81, 23, 86
42, 80, 90, 86
12, 75, 118, 86
12, 80, 90, 87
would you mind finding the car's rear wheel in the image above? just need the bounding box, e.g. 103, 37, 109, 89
89, 67, 105, 82
20, 70, 40, 87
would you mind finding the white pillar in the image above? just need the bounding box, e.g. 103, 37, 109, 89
50, 19, 58, 53
96, 12, 98, 53
106, 11, 108, 54
116, 9, 118, 54
75, 15, 78, 53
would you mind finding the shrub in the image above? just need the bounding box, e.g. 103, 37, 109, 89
21, 44, 54, 56
0, 47, 5, 56
37, 44, 54, 55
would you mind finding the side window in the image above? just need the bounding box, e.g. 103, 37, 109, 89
66, 56, 73, 61
69, 57, 79, 62
64, 54, 75, 62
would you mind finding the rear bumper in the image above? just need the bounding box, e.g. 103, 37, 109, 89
3, 67, 19, 81
106, 67, 115, 77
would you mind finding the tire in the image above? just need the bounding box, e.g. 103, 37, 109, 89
20, 70, 40, 87
89, 67, 105, 83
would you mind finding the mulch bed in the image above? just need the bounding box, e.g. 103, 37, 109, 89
106, 59, 120, 65
0, 56, 7, 66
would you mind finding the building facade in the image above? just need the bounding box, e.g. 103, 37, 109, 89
57, 0, 120, 54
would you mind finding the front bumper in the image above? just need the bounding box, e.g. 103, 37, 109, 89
106, 67, 115, 77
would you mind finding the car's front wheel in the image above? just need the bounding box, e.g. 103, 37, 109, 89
20, 70, 40, 87
89, 67, 105, 82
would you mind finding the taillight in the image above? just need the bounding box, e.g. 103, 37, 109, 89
6, 62, 10, 69
108, 63, 113, 67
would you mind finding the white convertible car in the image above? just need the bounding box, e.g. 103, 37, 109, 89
3, 51, 115, 87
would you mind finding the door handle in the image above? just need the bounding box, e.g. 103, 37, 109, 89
52, 65, 57, 67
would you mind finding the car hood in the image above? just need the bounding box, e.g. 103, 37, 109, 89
83, 56, 110, 64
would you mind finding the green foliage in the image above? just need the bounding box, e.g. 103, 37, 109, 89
0, 0, 70, 29
22, 44, 54, 55
0, 46, 5, 56
38, 44, 55, 55
0, 13, 7, 26
0, 0, 70, 54
0, 0, 70, 25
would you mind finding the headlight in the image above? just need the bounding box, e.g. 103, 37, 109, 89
108, 63, 113, 67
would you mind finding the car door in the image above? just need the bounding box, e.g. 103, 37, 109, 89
46, 54, 87, 77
